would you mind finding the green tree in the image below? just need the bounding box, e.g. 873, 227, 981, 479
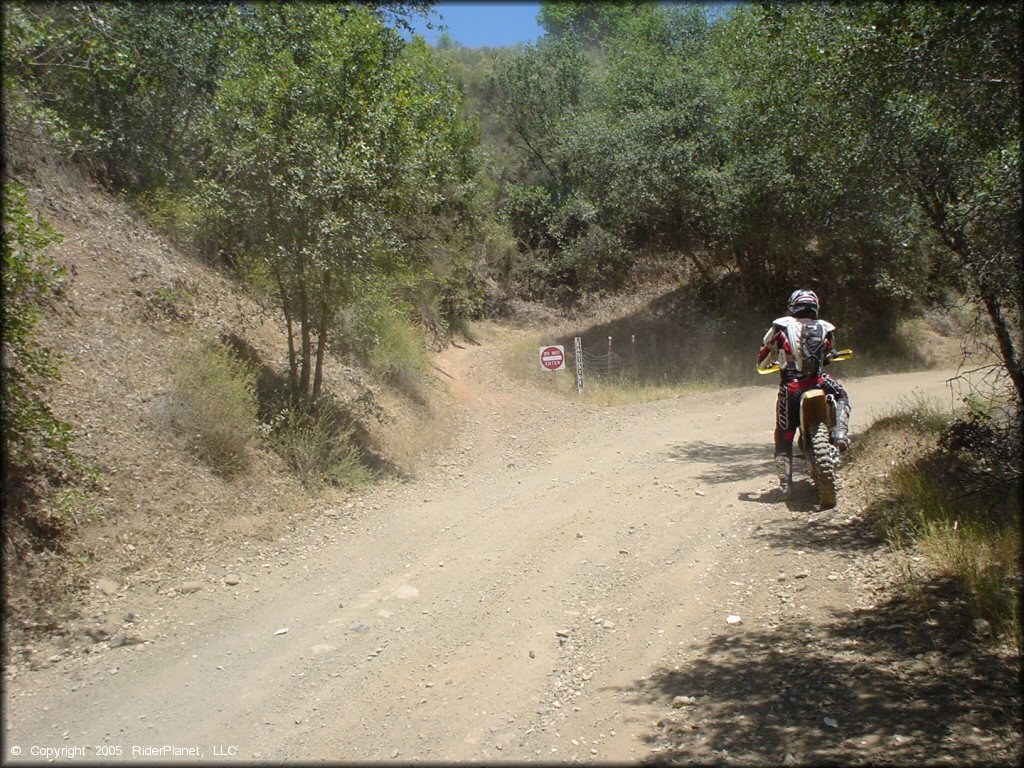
697, 4, 912, 315
2, 2, 231, 193
538, 1, 657, 46
489, 4, 717, 295
202, 4, 475, 402
559, 5, 715, 251
488, 37, 588, 183
853, 3, 1022, 402
704, 3, 1021, 401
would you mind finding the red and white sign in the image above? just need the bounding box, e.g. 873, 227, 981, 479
540, 345, 565, 371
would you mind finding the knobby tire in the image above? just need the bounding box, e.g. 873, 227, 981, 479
812, 421, 840, 509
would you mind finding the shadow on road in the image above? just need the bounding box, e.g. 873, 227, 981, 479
665, 441, 772, 485
738, 483, 820, 515
754, 510, 884, 556
621, 576, 1022, 765
672, 441, 852, 525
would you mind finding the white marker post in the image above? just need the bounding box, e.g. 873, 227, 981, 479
574, 336, 584, 395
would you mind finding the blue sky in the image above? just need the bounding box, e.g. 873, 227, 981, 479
409, 2, 545, 48
407, 3, 737, 49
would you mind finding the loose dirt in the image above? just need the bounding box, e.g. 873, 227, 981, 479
4, 332, 1020, 764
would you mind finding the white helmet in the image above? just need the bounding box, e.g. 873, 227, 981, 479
788, 289, 819, 319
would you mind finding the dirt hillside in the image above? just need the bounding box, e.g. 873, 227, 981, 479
3, 130, 457, 641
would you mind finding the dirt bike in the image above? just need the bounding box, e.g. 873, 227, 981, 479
757, 349, 854, 509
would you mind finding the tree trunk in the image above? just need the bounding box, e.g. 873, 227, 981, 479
979, 289, 1024, 406
312, 297, 329, 402
272, 260, 299, 396
312, 271, 332, 402
925, 191, 1024, 407
298, 281, 312, 401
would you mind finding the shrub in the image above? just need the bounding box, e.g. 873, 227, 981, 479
863, 401, 1022, 645
351, 293, 429, 387
167, 338, 258, 475
1, 183, 83, 479
264, 404, 369, 490
134, 188, 203, 248
559, 224, 633, 294
939, 400, 1022, 490
501, 183, 556, 251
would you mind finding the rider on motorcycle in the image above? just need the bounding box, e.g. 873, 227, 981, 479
758, 289, 852, 493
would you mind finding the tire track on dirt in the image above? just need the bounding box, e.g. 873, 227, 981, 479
4, 345, 989, 763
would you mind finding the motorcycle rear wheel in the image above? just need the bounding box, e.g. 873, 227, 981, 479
812, 421, 840, 509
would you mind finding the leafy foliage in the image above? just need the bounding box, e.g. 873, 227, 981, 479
3, 2, 231, 192
477, 3, 1021, 408
4, 1, 1020, 405
349, 283, 429, 386
201, 4, 477, 402
1, 183, 78, 478
538, 1, 658, 46
5, 1, 480, 406
487, 36, 588, 182
487, 4, 715, 296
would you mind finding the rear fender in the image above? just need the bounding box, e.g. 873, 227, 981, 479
825, 393, 837, 428
800, 389, 828, 438
799, 389, 827, 470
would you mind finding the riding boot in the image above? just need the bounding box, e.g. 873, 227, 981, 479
833, 403, 851, 452
775, 453, 793, 495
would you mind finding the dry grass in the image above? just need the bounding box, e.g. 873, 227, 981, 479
856, 399, 1022, 648
501, 334, 716, 406
264, 404, 371, 491
166, 336, 258, 475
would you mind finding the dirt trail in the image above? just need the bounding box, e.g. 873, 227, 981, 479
4, 335, 1017, 764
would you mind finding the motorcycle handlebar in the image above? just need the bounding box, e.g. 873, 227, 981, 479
756, 348, 854, 375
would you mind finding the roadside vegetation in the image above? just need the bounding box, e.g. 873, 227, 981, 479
2, 2, 1020, 644
263, 403, 371, 492
2, 184, 97, 547
165, 334, 376, 490
166, 337, 260, 476
855, 395, 1021, 648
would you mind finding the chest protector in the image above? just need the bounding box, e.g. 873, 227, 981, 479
797, 321, 827, 376
766, 316, 835, 378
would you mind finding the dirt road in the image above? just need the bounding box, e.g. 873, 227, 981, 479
5, 336, 1016, 764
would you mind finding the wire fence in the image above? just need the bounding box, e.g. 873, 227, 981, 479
562, 334, 687, 391
578, 335, 640, 383
544, 332, 764, 392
